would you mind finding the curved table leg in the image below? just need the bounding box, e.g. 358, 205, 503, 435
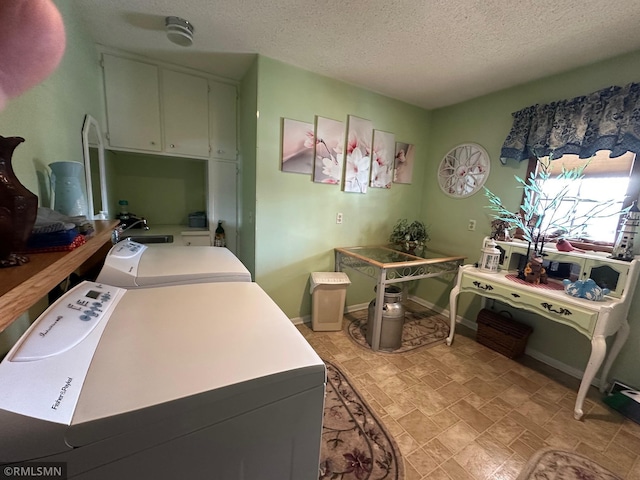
447, 282, 460, 346
574, 335, 606, 420
599, 320, 630, 393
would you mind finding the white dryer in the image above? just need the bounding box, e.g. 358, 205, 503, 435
0, 281, 325, 479
96, 240, 251, 287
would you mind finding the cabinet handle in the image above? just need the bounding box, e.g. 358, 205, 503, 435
472, 281, 494, 291
150, 141, 156, 145
540, 302, 572, 316
170, 144, 175, 148
217, 149, 224, 154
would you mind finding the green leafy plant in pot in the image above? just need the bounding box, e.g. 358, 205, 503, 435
390, 219, 430, 255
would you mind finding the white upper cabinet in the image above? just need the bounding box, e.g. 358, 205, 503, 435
209, 81, 237, 161
161, 69, 210, 158
102, 54, 162, 152
101, 53, 237, 160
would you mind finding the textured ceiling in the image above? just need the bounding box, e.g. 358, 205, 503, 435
72, 0, 640, 109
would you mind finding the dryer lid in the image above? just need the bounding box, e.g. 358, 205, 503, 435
134, 245, 251, 285
72, 282, 323, 430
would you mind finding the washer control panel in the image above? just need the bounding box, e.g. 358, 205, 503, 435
110, 240, 147, 259
96, 240, 147, 286
11, 283, 126, 362
0, 281, 127, 424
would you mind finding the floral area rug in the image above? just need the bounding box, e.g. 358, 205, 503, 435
319, 361, 403, 480
516, 448, 621, 480
344, 301, 450, 353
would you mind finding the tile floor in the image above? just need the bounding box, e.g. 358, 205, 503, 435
297, 306, 640, 480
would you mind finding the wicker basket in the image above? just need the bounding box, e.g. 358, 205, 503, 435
476, 309, 532, 358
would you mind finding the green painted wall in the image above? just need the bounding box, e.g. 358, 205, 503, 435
0, 1, 102, 348
0, 0, 102, 204
254, 56, 431, 318
421, 50, 640, 386
239, 59, 258, 277
109, 153, 207, 225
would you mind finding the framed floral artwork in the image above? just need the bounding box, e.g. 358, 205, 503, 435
370, 130, 395, 188
343, 115, 373, 193
281, 118, 314, 174
394, 142, 416, 184
313, 116, 345, 184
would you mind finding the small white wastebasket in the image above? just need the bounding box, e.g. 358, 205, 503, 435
309, 272, 351, 331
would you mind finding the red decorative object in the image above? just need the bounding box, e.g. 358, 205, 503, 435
556, 238, 585, 253
19, 234, 86, 254
0, 136, 38, 267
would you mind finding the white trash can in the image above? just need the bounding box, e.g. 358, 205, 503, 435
309, 272, 351, 331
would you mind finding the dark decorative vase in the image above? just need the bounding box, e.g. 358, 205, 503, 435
0, 136, 38, 267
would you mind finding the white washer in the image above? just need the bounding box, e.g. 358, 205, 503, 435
0, 281, 325, 480
96, 240, 251, 287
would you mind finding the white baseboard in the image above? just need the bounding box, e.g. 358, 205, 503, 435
406, 295, 597, 385
290, 315, 309, 326
345, 302, 370, 313
523, 348, 594, 382
291, 302, 370, 326
293, 295, 597, 386
407, 295, 449, 316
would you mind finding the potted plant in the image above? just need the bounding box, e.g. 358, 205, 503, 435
389, 219, 430, 254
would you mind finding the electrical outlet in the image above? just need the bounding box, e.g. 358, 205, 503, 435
336, 212, 343, 224
468, 219, 476, 231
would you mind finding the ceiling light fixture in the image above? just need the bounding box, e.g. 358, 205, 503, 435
165, 16, 194, 47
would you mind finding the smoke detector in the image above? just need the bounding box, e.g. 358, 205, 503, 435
165, 16, 194, 47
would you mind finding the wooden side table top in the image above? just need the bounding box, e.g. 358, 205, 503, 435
0, 220, 118, 333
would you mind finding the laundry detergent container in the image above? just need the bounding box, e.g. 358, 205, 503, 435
309, 272, 351, 331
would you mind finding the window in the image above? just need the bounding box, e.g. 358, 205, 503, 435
525, 150, 638, 249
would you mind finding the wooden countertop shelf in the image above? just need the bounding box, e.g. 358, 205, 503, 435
0, 220, 118, 333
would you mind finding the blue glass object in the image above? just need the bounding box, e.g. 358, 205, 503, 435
49, 161, 88, 217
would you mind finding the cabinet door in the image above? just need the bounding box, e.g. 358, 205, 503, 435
182, 234, 211, 246
208, 160, 237, 254
209, 81, 237, 161
162, 70, 210, 158
583, 259, 629, 298
102, 54, 162, 152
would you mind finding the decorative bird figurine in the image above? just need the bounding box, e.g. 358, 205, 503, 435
556, 238, 585, 253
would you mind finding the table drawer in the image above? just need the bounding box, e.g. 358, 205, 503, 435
460, 274, 598, 337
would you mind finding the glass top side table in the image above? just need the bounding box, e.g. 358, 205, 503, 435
335, 245, 466, 351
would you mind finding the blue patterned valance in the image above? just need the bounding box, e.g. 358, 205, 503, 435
500, 82, 640, 164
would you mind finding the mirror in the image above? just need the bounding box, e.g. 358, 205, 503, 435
82, 114, 109, 219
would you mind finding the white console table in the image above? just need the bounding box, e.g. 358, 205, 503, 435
447, 244, 640, 421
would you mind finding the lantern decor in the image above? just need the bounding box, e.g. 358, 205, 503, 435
611, 200, 640, 261
479, 237, 501, 273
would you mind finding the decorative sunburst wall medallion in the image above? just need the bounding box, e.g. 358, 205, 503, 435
437, 143, 490, 198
